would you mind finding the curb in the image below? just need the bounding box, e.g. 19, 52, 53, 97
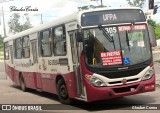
152, 51, 160, 53
156, 81, 160, 85
156, 73, 160, 87
156, 80, 160, 87
0, 60, 4, 62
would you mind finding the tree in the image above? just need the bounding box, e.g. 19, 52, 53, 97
8, 13, 32, 34
126, 0, 145, 8
22, 13, 32, 31
147, 19, 160, 39
78, 5, 96, 10
8, 13, 22, 34
148, 19, 156, 28
0, 35, 4, 51
155, 24, 160, 39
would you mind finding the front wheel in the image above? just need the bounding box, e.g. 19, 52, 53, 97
57, 79, 72, 104
19, 75, 27, 92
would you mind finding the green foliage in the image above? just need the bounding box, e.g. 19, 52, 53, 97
155, 24, 160, 39
8, 13, 21, 33
148, 19, 156, 28
78, 5, 105, 10
78, 5, 96, 10
155, 60, 160, 63
148, 19, 160, 39
126, 0, 145, 8
0, 58, 4, 60
22, 13, 32, 30
8, 13, 32, 34
0, 35, 4, 51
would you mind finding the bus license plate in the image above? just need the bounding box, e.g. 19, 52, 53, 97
130, 88, 135, 91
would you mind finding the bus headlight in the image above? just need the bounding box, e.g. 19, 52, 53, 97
85, 74, 107, 87
142, 67, 154, 81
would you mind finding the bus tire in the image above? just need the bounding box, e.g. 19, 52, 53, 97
57, 79, 72, 104
19, 74, 27, 92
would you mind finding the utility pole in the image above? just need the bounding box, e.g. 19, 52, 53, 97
2, 6, 6, 37
40, 14, 43, 24
91, 0, 103, 7
101, 0, 103, 7
0, 0, 15, 38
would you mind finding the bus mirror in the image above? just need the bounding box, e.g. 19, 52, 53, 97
148, 25, 157, 47
76, 31, 83, 42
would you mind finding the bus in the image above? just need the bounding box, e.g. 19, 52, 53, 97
4, 7, 155, 104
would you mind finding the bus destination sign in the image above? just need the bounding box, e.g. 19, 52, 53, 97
81, 9, 146, 26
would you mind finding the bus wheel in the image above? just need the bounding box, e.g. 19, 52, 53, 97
57, 79, 72, 104
19, 75, 27, 92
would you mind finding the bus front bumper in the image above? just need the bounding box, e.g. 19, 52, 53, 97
85, 75, 155, 102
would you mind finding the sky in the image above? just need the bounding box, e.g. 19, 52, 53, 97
0, 0, 160, 37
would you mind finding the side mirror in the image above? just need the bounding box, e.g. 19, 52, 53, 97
76, 31, 83, 42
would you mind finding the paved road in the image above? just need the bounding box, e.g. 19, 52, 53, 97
0, 79, 160, 113
153, 51, 160, 85
0, 61, 6, 79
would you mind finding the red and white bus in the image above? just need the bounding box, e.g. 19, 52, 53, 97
4, 7, 155, 104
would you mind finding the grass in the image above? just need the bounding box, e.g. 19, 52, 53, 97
0, 48, 3, 51
154, 60, 160, 63
0, 58, 4, 60
0, 51, 4, 60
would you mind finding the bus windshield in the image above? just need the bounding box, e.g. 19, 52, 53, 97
83, 24, 151, 67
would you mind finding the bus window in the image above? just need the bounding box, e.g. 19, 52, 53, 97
22, 36, 30, 58
4, 42, 9, 60
40, 29, 52, 57
53, 26, 66, 56
15, 38, 22, 59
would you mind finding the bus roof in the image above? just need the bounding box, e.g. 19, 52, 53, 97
4, 7, 142, 42
78, 6, 141, 14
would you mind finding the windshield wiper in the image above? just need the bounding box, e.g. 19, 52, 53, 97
125, 23, 135, 51
98, 25, 116, 50
126, 31, 130, 51
98, 25, 113, 41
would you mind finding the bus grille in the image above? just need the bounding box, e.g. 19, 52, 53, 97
99, 67, 145, 79
108, 78, 139, 86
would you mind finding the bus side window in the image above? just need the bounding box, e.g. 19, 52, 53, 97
40, 29, 52, 57
15, 38, 22, 59
38, 32, 43, 57
22, 36, 30, 58
53, 25, 66, 56
4, 42, 9, 60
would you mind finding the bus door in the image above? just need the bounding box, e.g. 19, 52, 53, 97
10, 46, 13, 64
8, 45, 15, 81
30, 39, 42, 89
9, 45, 14, 80
69, 31, 85, 98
